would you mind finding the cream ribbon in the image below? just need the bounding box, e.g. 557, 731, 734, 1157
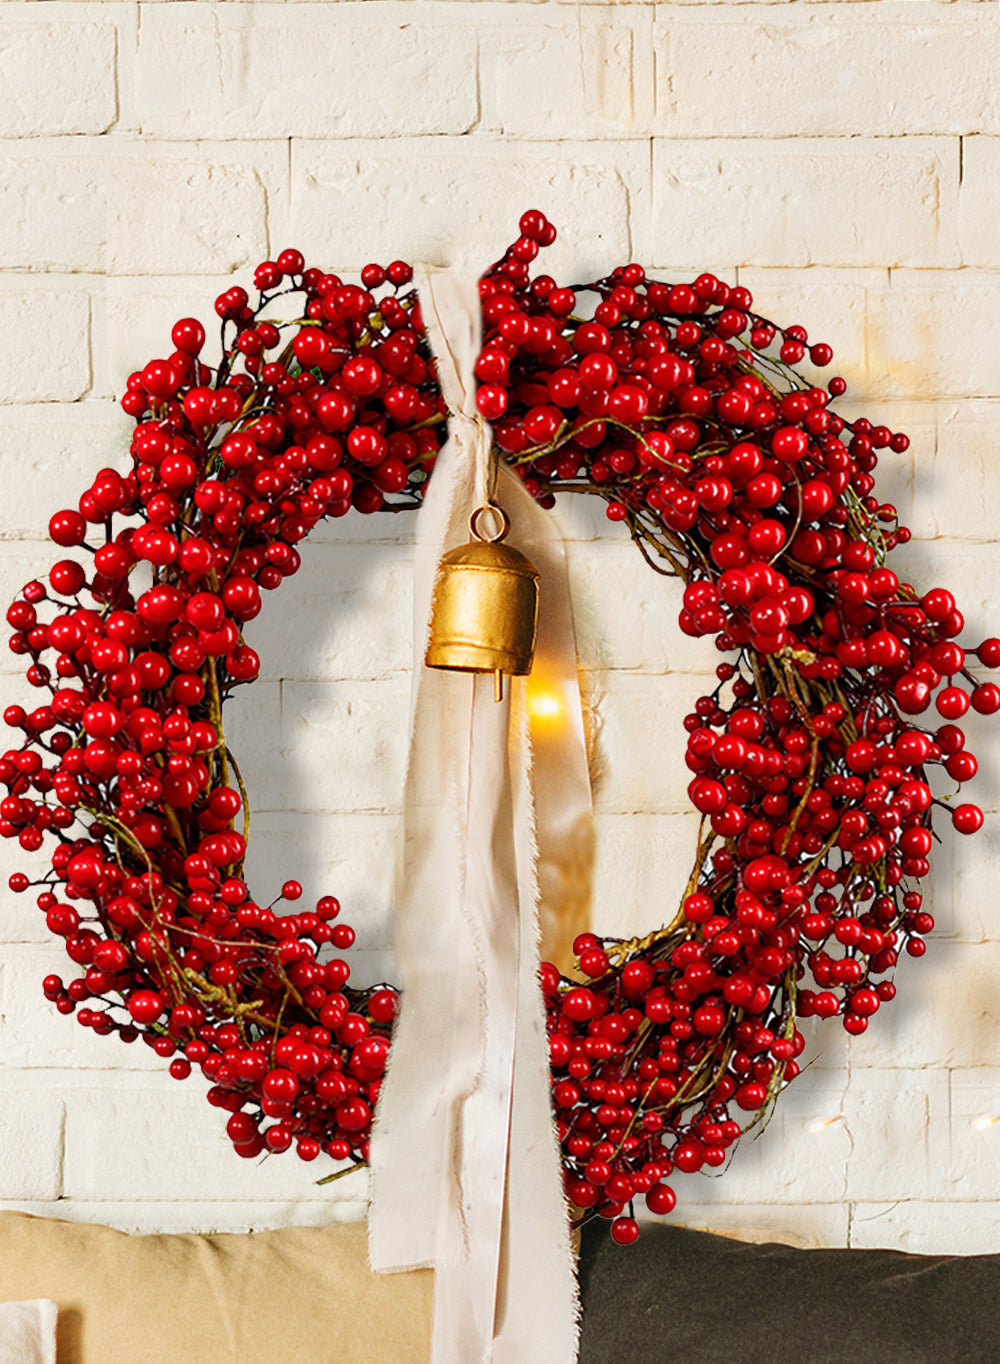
368, 264, 590, 1363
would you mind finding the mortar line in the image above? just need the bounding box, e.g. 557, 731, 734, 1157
647, 136, 653, 266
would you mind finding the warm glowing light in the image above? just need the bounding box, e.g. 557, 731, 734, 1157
526, 679, 567, 726
806, 1115, 844, 1134
973, 1115, 1000, 1131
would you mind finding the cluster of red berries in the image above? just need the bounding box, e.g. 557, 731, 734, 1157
1, 250, 449, 1173
479, 214, 996, 1242
2, 212, 996, 1244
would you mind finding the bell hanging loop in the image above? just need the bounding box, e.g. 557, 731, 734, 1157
424, 502, 540, 702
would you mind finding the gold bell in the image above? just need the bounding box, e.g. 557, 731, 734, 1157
425, 505, 539, 702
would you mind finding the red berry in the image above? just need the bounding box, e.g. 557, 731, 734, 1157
953, 804, 984, 835
645, 1183, 676, 1216
977, 638, 1000, 668
276, 248, 305, 276
141, 360, 180, 399
127, 990, 165, 1025
49, 510, 87, 546
610, 1217, 640, 1246
562, 988, 598, 1021
172, 318, 205, 355
972, 684, 1000, 715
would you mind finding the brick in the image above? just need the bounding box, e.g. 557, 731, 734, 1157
794, 1013, 851, 1074
547, 493, 619, 545
279, 677, 411, 814
240, 812, 399, 950
0, 137, 284, 280
329, 947, 396, 991
566, 540, 716, 675
0, 9, 116, 137
651, 140, 958, 269
669, 1069, 854, 1207
290, 137, 646, 279
851, 1200, 1000, 1255
135, 4, 477, 139
732, 269, 878, 398
889, 539, 1000, 651
0, 0, 996, 1239
0, 820, 56, 941
960, 136, 1000, 267
866, 270, 1000, 400
946, 1069, 1000, 1202
0, 148, 108, 274
843, 1069, 950, 1202
920, 820, 1000, 943
591, 809, 698, 941
843, 940, 1000, 1070
301, 504, 425, 547
919, 401, 1000, 541
656, 9, 1000, 138
0, 946, 161, 1072
761, 1071, 856, 1204
590, 808, 677, 926
0, 403, 125, 541
0, 288, 90, 403
253, 544, 414, 682
63, 1079, 370, 1202
219, 681, 284, 811
567, 0, 881, 4
0, 1084, 62, 1198
825, 401, 933, 535
481, 8, 653, 138
591, 671, 707, 815
108, 156, 273, 278
99, 275, 248, 403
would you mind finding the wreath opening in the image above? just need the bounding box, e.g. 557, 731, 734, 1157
3, 211, 998, 1246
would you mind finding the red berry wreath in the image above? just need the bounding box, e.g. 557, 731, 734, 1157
3, 212, 997, 1248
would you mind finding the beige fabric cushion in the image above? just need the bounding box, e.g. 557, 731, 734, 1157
0, 1213, 432, 1364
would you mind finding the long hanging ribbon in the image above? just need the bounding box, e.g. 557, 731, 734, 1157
368, 264, 590, 1363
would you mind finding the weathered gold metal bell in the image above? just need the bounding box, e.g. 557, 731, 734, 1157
425, 506, 539, 702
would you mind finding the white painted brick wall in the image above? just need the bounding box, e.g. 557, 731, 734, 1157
655, 9, 1000, 140
135, 5, 481, 140
0, 8, 117, 138
289, 136, 646, 277
0, 0, 998, 1257
650, 138, 959, 270
0, 287, 92, 403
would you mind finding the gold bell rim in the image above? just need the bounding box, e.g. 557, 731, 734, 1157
425, 643, 535, 675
